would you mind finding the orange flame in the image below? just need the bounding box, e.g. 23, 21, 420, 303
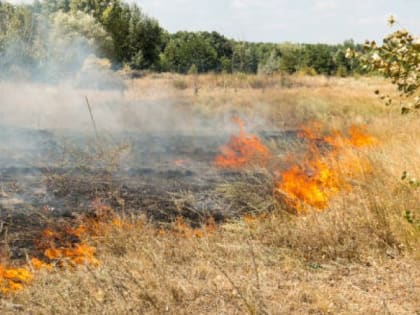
173, 159, 186, 167
0, 199, 120, 294
276, 124, 377, 212
0, 265, 33, 294
214, 117, 271, 169
277, 157, 344, 212
215, 119, 377, 212
348, 125, 378, 147
324, 125, 378, 148
0, 198, 158, 294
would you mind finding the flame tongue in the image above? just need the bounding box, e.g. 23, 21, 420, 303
0, 265, 33, 294
277, 157, 341, 212
214, 117, 271, 169
348, 126, 378, 147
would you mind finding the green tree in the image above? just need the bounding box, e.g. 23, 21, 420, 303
49, 10, 113, 59
101, 1, 131, 65
126, 5, 162, 69
201, 31, 233, 71
278, 44, 303, 74
232, 43, 258, 73
0, 2, 37, 75
163, 32, 218, 73
101, 1, 163, 69
42, 0, 71, 14
303, 44, 336, 75
69, 0, 115, 19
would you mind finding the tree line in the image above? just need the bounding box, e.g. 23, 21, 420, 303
0, 0, 366, 79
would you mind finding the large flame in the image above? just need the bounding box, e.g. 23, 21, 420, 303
214, 117, 271, 169
276, 124, 377, 212
277, 159, 341, 212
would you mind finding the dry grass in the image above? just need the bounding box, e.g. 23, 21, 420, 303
3, 214, 418, 314
124, 73, 398, 130
1, 74, 419, 314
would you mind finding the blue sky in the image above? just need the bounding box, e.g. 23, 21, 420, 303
132, 0, 420, 43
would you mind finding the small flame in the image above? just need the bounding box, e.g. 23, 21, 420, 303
173, 159, 186, 167
324, 125, 378, 148
348, 125, 378, 147
30, 258, 52, 271
214, 117, 271, 169
0, 265, 33, 294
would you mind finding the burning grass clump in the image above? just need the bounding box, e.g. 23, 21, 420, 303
275, 123, 378, 213
214, 117, 271, 169
254, 164, 419, 263
0, 196, 221, 295
215, 118, 379, 214
235, 175, 418, 263
217, 153, 419, 263
0, 199, 120, 295
212, 118, 419, 261
0, 265, 33, 294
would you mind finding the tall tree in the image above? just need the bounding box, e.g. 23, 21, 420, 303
163, 32, 218, 73
101, 1, 162, 69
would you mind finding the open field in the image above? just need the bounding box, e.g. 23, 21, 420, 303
0, 74, 419, 314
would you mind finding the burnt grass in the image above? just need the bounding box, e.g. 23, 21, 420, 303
0, 126, 301, 259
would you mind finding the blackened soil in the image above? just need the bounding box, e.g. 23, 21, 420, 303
0, 126, 300, 257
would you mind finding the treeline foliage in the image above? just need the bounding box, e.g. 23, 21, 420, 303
1, 0, 365, 78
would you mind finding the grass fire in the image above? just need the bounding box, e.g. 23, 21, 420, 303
1, 73, 419, 315
215, 119, 379, 213
0, 74, 419, 314
0, 1, 419, 313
